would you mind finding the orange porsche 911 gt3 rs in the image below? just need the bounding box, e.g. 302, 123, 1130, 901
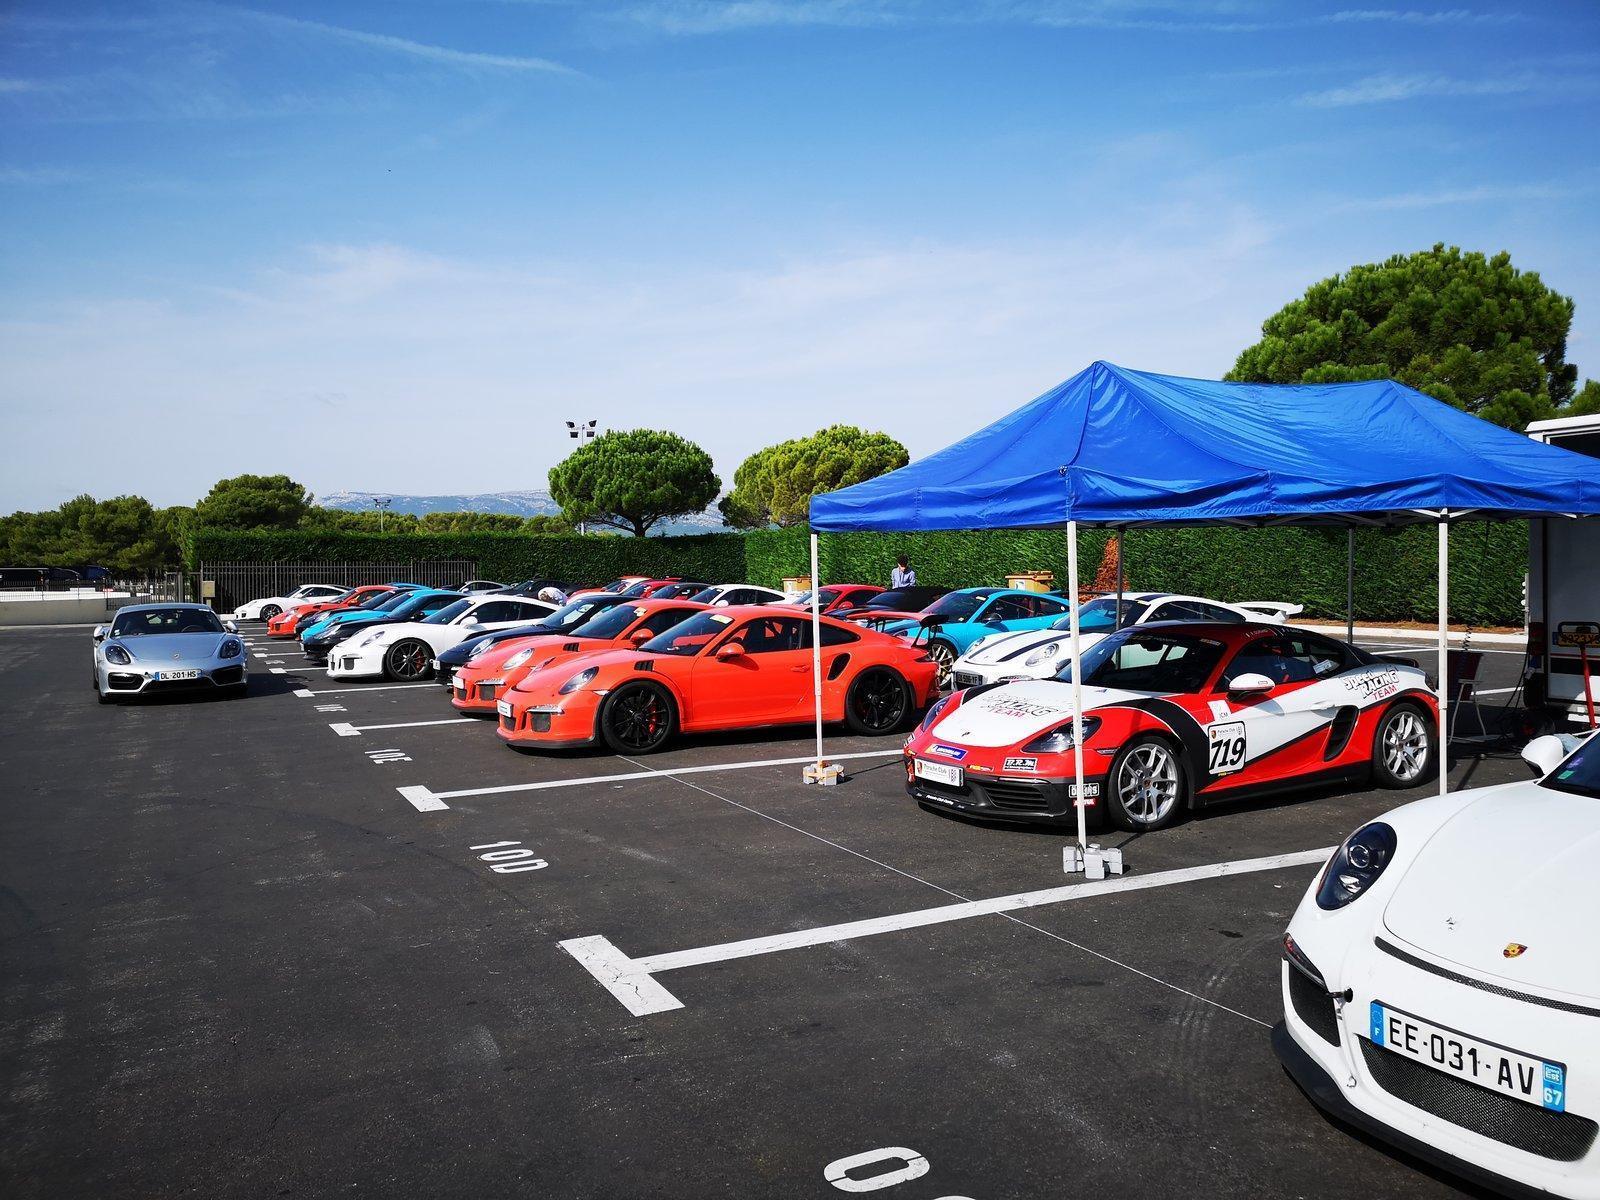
495, 606, 940, 753
266, 584, 397, 637
449, 598, 709, 713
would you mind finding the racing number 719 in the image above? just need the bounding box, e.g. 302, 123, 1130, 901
1207, 721, 1246, 774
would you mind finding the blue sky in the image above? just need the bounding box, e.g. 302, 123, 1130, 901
2, 0, 1598, 511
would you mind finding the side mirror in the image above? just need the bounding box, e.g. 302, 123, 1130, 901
1522, 734, 1572, 778
715, 642, 746, 661
629, 628, 652, 644
1228, 672, 1275, 696
92, 625, 107, 642
223, 620, 239, 633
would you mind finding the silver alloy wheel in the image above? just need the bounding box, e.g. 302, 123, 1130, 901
928, 641, 955, 688
1116, 741, 1180, 825
1382, 708, 1430, 782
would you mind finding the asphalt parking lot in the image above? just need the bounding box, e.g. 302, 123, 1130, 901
0, 623, 1534, 1198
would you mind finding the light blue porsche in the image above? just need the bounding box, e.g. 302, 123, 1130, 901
868, 586, 1073, 687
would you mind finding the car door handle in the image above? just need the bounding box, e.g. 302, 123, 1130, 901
791, 665, 810, 672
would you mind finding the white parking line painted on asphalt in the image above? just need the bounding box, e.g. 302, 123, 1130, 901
394, 749, 903, 811
332, 717, 475, 737
270, 667, 287, 674
293, 682, 439, 696
561, 847, 1334, 1016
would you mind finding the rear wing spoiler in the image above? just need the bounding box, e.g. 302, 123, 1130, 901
1235, 601, 1304, 623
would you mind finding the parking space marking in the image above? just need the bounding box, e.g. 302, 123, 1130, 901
561, 848, 1333, 1016
393, 750, 902, 811
331, 717, 475, 737
270, 667, 287, 674
292, 683, 438, 697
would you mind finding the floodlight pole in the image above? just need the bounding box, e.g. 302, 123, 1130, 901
1068, 520, 1089, 856
1437, 515, 1450, 798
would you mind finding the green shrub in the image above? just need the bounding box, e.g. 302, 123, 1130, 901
192, 520, 1529, 626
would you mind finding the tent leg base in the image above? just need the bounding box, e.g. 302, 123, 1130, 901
803, 762, 843, 786
1065, 843, 1124, 880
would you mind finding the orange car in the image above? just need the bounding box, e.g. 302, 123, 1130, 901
266, 584, 399, 637
495, 605, 939, 753
450, 598, 709, 713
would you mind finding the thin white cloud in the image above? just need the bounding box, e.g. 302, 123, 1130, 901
1299, 71, 1540, 107
0, 166, 85, 185
1330, 182, 1585, 212
613, 1, 1516, 36
211, 5, 583, 76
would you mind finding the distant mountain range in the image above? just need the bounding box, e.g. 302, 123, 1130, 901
317, 489, 728, 536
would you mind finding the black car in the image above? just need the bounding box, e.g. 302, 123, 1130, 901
302, 591, 465, 665
432, 594, 630, 687
835, 585, 949, 619
491, 579, 573, 598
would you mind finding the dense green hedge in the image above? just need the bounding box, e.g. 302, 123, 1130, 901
193, 520, 1530, 626
191, 529, 748, 587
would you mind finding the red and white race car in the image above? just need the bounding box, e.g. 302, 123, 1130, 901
904, 621, 1438, 831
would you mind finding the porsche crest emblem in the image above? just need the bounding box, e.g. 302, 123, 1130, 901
1503, 943, 1528, 959
172, 652, 182, 660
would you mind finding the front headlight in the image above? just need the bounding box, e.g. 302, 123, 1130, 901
919, 694, 955, 730
504, 647, 535, 669
104, 643, 132, 666
558, 666, 599, 695
467, 640, 494, 660
219, 639, 243, 659
1021, 715, 1101, 754
1024, 640, 1062, 667
1315, 822, 1397, 909
358, 629, 389, 648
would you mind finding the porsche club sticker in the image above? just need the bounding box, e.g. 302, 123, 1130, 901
1002, 756, 1038, 773
929, 744, 968, 761
1207, 721, 1247, 774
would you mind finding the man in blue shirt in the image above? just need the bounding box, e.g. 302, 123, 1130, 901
890, 554, 916, 589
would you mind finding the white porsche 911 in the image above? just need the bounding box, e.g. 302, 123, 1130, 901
949, 591, 1302, 688
1275, 729, 1600, 1198
232, 583, 348, 622
325, 594, 556, 681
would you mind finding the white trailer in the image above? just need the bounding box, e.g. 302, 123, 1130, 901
1525, 414, 1600, 726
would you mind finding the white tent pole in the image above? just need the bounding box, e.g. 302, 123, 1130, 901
1437, 516, 1449, 798
1114, 528, 1124, 630
1345, 528, 1355, 644
1068, 521, 1088, 853
811, 531, 824, 771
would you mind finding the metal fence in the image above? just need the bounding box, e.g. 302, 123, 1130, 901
200, 560, 478, 613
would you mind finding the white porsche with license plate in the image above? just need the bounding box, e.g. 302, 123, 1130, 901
1277, 730, 1600, 1199
151, 668, 202, 681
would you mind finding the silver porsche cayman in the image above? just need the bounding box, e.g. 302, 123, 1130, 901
92, 603, 250, 703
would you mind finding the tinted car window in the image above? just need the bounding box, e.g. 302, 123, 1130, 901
982, 596, 1034, 622
1055, 631, 1226, 694
1220, 633, 1352, 687
638, 606, 700, 635
727, 616, 809, 654
818, 622, 859, 647
112, 607, 223, 636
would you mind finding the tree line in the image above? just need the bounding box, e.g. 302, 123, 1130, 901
8, 243, 1600, 572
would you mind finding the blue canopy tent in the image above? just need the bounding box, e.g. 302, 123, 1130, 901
803, 361, 1600, 861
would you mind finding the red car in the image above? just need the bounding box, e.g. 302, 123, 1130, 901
496, 606, 940, 753
905, 621, 1438, 832
450, 599, 709, 714
781, 583, 884, 615
266, 584, 398, 637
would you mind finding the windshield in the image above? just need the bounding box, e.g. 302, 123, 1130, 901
619, 581, 656, 598
1541, 735, 1600, 799
545, 597, 619, 629
371, 591, 414, 612
1050, 628, 1226, 694
424, 599, 474, 624
687, 587, 723, 603
112, 607, 224, 637
570, 604, 648, 639
791, 588, 839, 607
1059, 597, 1149, 633
640, 610, 732, 655
389, 593, 450, 619
356, 591, 393, 609
926, 591, 988, 621
652, 582, 704, 599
